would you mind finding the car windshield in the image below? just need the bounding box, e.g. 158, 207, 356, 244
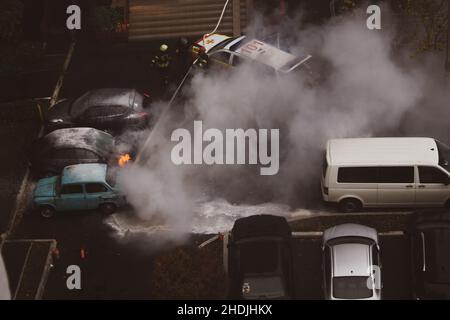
106, 166, 117, 187
242, 276, 286, 299
333, 276, 373, 299
69, 92, 90, 117
208, 37, 235, 52
436, 140, 450, 173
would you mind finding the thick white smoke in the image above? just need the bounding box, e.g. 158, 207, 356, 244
115, 6, 448, 236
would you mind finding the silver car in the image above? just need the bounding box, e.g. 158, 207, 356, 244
322, 224, 382, 300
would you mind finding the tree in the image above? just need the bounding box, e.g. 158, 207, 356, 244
396, 0, 449, 53
0, 0, 23, 43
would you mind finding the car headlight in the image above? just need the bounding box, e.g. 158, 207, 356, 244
50, 119, 64, 123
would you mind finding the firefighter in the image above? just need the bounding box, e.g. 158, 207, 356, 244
151, 44, 171, 90
171, 37, 192, 83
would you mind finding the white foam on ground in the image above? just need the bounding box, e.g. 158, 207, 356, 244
104, 200, 413, 238
105, 199, 293, 236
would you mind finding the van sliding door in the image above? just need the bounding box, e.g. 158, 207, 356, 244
377, 167, 415, 206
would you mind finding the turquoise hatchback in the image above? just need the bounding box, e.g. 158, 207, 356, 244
33, 163, 125, 218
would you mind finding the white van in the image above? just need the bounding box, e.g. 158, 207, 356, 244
321, 138, 450, 212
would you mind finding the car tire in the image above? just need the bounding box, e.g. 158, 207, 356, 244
339, 198, 362, 213
39, 206, 55, 218
99, 203, 116, 215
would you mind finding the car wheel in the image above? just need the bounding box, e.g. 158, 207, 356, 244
339, 198, 362, 213
39, 206, 55, 218
99, 203, 116, 215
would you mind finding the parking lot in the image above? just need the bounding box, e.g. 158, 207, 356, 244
1, 12, 450, 300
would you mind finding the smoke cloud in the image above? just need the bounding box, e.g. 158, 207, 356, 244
115, 4, 449, 236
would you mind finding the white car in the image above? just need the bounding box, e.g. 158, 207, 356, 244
191, 33, 312, 74
322, 223, 382, 300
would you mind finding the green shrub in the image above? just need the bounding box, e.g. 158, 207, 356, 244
91, 6, 124, 32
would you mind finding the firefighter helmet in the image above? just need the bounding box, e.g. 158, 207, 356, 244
160, 44, 169, 52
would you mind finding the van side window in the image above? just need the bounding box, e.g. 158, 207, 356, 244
378, 167, 414, 183
419, 166, 449, 184
337, 167, 377, 183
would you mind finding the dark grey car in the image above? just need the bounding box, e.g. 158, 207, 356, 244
409, 210, 450, 299
29, 127, 120, 177
45, 88, 150, 135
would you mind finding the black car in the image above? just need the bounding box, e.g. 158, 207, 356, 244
227, 215, 294, 299
409, 210, 450, 299
29, 127, 121, 177
45, 88, 151, 134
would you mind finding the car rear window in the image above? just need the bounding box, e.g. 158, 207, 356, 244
239, 241, 279, 274
242, 276, 285, 299
333, 276, 373, 299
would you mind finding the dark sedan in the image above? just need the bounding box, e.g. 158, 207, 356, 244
409, 210, 450, 299
226, 215, 294, 300
29, 127, 126, 177
45, 88, 151, 134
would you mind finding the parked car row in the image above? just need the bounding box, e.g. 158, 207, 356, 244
225, 212, 450, 300
30, 88, 152, 178
29, 88, 152, 217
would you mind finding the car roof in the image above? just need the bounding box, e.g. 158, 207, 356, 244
332, 243, 371, 277
233, 38, 312, 72
61, 163, 107, 185
39, 127, 114, 156
324, 223, 378, 244
327, 137, 438, 166
232, 215, 291, 241
205, 33, 312, 72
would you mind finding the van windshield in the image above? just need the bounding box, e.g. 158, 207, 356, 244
436, 140, 450, 173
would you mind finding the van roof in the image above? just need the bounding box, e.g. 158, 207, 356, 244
327, 138, 438, 166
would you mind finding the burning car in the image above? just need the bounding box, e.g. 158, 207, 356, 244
191, 33, 313, 75
45, 88, 151, 135
29, 127, 132, 177
33, 163, 125, 218
226, 215, 294, 300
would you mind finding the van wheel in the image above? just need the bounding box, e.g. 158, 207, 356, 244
99, 203, 116, 215
39, 206, 55, 218
339, 198, 362, 213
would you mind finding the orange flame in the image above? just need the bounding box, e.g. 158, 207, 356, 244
118, 154, 131, 167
